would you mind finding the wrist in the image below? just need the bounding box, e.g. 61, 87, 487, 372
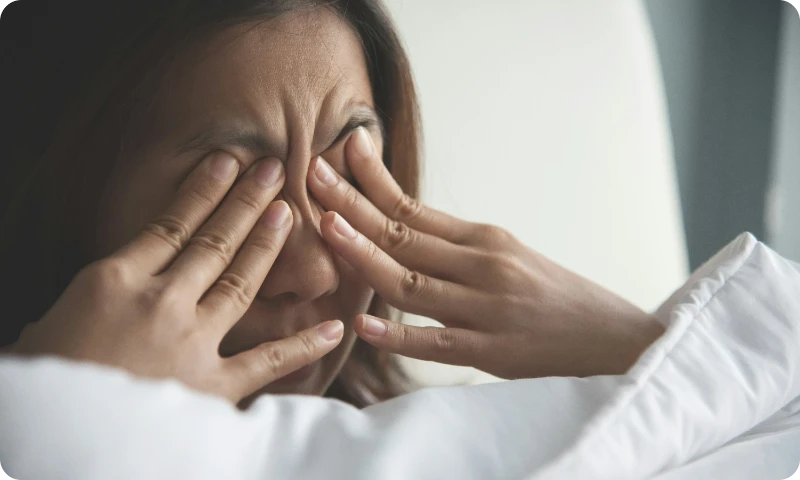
610, 313, 666, 375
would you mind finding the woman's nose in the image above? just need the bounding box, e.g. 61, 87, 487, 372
255, 211, 339, 302
254, 171, 339, 303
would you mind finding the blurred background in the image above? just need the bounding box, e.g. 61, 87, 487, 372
381, 0, 800, 386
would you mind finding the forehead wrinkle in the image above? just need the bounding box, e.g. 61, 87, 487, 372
277, 59, 348, 157
173, 7, 373, 159
313, 85, 355, 143
243, 6, 368, 121
281, 89, 316, 159
255, 47, 336, 147
314, 10, 382, 127
299, 11, 377, 149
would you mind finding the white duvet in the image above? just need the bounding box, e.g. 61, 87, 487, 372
1, 232, 799, 480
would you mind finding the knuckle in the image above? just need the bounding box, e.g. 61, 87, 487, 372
256, 346, 284, 374
473, 223, 513, 248
342, 183, 362, 210
232, 189, 264, 214
498, 254, 524, 280
365, 238, 383, 264
214, 272, 252, 308
297, 332, 318, 357
247, 231, 283, 258
382, 218, 414, 250
431, 328, 460, 351
481, 251, 514, 276
397, 325, 414, 347
398, 269, 428, 301
479, 224, 501, 243
480, 252, 523, 290
85, 258, 136, 290
142, 215, 192, 254
391, 193, 422, 223
185, 186, 217, 211
152, 282, 186, 311
129, 281, 186, 324
189, 230, 236, 263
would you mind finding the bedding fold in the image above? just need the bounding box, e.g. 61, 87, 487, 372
531, 233, 800, 479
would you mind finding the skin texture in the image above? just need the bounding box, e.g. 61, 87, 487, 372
90, 8, 384, 398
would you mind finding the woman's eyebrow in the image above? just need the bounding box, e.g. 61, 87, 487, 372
174, 125, 279, 157
322, 107, 385, 148
174, 107, 385, 157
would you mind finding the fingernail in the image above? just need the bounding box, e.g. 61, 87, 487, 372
263, 202, 290, 229
361, 315, 387, 336
352, 126, 374, 160
210, 153, 239, 181
255, 158, 283, 187
314, 156, 338, 186
317, 320, 344, 341
333, 213, 357, 239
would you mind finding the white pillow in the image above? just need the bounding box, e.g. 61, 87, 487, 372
1, 233, 798, 480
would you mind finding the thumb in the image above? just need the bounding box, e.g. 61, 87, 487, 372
354, 314, 477, 366
226, 320, 344, 401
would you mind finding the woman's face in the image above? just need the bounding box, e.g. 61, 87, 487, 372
92, 7, 383, 398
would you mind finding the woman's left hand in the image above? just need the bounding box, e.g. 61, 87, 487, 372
307, 128, 666, 379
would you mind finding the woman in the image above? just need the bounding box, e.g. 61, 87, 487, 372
0, 0, 664, 405
2, 1, 799, 479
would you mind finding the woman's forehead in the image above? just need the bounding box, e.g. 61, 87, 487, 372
148, 7, 374, 155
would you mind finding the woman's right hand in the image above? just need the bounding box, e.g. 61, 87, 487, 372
9, 153, 344, 404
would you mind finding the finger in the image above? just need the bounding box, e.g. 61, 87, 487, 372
346, 127, 475, 244
198, 201, 292, 334
354, 314, 480, 366
115, 152, 240, 275
319, 212, 495, 326
164, 158, 285, 297
226, 320, 344, 400
308, 155, 476, 283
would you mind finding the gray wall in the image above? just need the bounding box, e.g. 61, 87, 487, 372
770, 3, 800, 262
644, 0, 784, 269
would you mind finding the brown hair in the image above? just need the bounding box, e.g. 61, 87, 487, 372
0, 0, 422, 407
